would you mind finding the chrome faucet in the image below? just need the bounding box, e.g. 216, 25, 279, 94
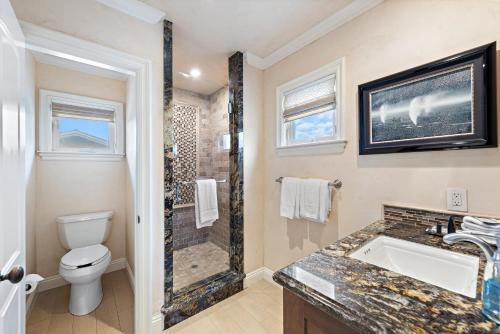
443, 233, 494, 261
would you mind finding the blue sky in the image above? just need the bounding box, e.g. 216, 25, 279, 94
59, 118, 109, 141
292, 110, 334, 142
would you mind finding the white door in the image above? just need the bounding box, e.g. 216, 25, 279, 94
0, 0, 26, 333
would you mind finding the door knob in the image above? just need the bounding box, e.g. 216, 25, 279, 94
0, 265, 24, 284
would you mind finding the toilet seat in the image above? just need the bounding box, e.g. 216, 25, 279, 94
61, 244, 109, 270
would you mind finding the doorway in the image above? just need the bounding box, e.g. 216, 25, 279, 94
16, 21, 155, 334
162, 20, 245, 329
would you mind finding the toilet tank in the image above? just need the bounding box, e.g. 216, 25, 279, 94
57, 211, 113, 249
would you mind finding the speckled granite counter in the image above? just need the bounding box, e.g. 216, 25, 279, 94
273, 219, 499, 333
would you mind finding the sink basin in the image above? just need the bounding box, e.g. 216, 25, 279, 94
349, 236, 479, 298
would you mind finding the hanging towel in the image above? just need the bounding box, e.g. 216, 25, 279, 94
280, 177, 301, 219
195, 179, 219, 229
299, 179, 331, 224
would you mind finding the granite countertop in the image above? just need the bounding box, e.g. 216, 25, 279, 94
273, 219, 499, 334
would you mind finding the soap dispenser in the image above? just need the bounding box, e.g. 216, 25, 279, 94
482, 236, 500, 324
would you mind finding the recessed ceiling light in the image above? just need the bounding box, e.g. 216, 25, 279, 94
190, 68, 201, 78
179, 71, 190, 78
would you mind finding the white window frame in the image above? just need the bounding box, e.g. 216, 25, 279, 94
38, 89, 125, 161
276, 58, 347, 156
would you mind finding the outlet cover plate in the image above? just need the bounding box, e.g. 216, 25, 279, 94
447, 188, 468, 212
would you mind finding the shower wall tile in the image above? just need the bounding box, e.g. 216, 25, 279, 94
173, 206, 208, 250
207, 87, 230, 252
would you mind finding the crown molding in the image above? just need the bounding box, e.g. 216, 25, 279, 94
245, 0, 384, 70
94, 0, 166, 24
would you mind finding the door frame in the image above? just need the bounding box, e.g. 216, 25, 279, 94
20, 21, 157, 333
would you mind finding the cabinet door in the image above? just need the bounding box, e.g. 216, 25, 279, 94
283, 288, 358, 334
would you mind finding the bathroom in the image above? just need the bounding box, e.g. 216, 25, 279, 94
3, 1, 500, 334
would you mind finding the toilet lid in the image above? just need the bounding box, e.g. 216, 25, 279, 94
61, 244, 109, 268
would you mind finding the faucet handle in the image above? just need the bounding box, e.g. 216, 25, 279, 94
425, 222, 448, 237
448, 216, 456, 234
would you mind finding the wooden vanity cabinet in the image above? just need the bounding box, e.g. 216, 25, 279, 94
283, 288, 359, 334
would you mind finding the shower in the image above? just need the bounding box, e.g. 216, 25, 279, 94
171, 87, 231, 292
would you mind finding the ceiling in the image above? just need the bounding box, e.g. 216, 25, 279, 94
144, 0, 356, 95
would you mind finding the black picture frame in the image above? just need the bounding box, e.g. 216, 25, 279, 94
358, 42, 497, 155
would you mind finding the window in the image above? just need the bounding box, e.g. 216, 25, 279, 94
39, 90, 124, 160
276, 59, 346, 155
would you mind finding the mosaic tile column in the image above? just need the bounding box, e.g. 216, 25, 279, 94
163, 20, 174, 307
228, 52, 244, 273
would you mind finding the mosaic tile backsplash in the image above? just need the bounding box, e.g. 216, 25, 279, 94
383, 204, 467, 227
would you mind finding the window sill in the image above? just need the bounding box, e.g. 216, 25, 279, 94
38, 151, 125, 161
276, 139, 347, 157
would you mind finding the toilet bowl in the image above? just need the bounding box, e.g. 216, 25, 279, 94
59, 244, 111, 315
57, 211, 113, 315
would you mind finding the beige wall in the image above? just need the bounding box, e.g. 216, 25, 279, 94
243, 62, 265, 273
34, 63, 127, 278
262, 0, 500, 271
25, 52, 36, 275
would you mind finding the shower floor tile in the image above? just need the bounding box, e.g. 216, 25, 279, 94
173, 242, 229, 291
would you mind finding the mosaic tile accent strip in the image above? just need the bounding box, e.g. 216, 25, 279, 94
383, 204, 468, 227
163, 19, 174, 308
172, 103, 199, 205
172, 206, 208, 250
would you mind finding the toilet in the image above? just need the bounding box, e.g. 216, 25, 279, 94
57, 211, 113, 316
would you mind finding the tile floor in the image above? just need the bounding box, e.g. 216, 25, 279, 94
173, 242, 229, 291
27, 270, 134, 334
164, 279, 283, 334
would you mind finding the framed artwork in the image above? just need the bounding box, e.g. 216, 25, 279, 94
359, 42, 496, 154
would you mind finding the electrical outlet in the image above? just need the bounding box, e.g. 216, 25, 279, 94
447, 188, 468, 212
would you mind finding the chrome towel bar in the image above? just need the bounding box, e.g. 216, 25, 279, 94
181, 179, 227, 185
275, 176, 342, 189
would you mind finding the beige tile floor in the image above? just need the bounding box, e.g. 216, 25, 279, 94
173, 242, 229, 291
27, 270, 134, 334
164, 279, 283, 334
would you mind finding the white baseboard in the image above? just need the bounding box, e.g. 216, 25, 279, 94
126, 261, 135, 294
244, 267, 279, 288
38, 257, 128, 292
151, 313, 163, 333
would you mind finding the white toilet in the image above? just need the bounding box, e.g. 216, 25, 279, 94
57, 211, 113, 316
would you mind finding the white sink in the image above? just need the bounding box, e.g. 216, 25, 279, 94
349, 236, 479, 298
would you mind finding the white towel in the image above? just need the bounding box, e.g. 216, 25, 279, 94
280, 177, 301, 219
463, 216, 500, 229
195, 179, 219, 229
299, 179, 331, 224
